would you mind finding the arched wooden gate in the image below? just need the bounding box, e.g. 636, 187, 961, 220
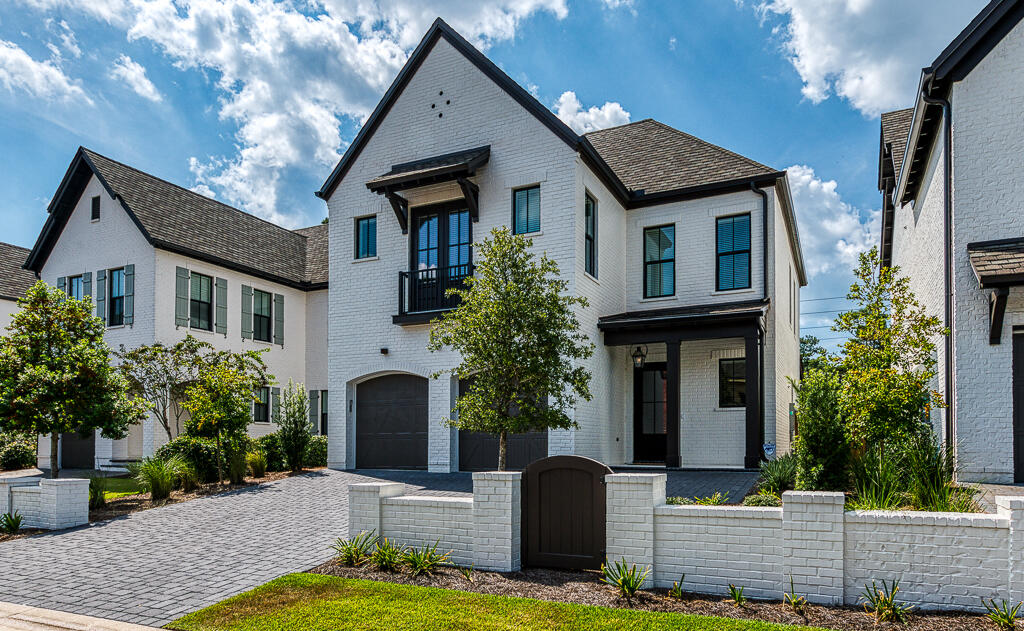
523, 455, 613, 570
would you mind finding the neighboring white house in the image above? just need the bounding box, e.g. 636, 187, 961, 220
317, 19, 806, 473
0, 242, 36, 329
22, 148, 329, 470
878, 0, 1024, 482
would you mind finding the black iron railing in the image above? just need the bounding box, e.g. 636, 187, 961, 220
398, 264, 473, 316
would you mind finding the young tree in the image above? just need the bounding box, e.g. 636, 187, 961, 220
0, 281, 148, 478
182, 363, 260, 484
117, 336, 214, 441
834, 248, 946, 449
799, 335, 828, 376
428, 228, 594, 470
275, 380, 310, 472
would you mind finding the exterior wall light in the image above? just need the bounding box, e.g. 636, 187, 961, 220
631, 345, 648, 369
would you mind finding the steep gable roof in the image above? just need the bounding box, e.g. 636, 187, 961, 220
26, 148, 327, 290
0, 242, 36, 301
879, 108, 914, 184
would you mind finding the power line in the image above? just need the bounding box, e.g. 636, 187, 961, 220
800, 296, 849, 303
802, 309, 843, 316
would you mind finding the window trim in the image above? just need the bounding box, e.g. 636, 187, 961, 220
584, 192, 598, 278
253, 386, 270, 423
511, 185, 541, 235
715, 213, 752, 292
354, 215, 377, 260
189, 272, 213, 331
643, 224, 676, 299
320, 389, 328, 436
718, 357, 746, 409
108, 267, 125, 327
252, 288, 272, 343
90, 196, 100, 221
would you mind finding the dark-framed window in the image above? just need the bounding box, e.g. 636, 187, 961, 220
190, 272, 213, 331
643, 224, 675, 298
253, 289, 272, 342
584, 193, 597, 278
68, 275, 83, 301
254, 386, 270, 423
320, 390, 328, 436
91, 196, 100, 221
512, 185, 540, 234
108, 268, 124, 326
716, 214, 751, 291
719, 358, 746, 408
355, 215, 376, 259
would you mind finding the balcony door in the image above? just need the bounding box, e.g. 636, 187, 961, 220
409, 201, 471, 312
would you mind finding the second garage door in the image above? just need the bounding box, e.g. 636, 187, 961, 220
356, 374, 428, 470
457, 377, 547, 471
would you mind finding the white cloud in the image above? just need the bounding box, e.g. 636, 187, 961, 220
109, 54, 162, 103
760, 0, 987, 116
668, 36, 677, 51
601, 0, 636, 13
0, 39, 91, 104
553, 91, 630, 134
45, 19, 81, 58
17, 0, 132, 26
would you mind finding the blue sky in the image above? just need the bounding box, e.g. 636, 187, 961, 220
0, 0, 988, 344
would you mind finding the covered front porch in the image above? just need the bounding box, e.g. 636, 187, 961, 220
598, 299, 767, 469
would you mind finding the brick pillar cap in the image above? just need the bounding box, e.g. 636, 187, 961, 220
606, 473, 666, 483
782, 490, 846, 503
472, 471, 523, 480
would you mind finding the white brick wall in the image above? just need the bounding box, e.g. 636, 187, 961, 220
9, 478, 89, 530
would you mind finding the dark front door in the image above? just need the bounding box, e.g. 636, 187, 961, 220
356, 374, 428, 469
409, 201, 471, 312
60, 430, 95, 469
1014, 333, 1024, 482
456, 377, 548, 471
634, 362, 668, 463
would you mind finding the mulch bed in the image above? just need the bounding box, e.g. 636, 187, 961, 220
310, 560, 994, 630
0, 528, 45, 544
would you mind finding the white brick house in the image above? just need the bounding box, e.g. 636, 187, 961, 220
0, 242, 35, 329
878, 0, 1024, 482
318, 19, 805, 473
21, 148, 329, 470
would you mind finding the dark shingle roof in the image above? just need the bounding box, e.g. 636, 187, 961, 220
0, 242, 35, 301
881, 108, 914, 179
598, 298, 768, 329
293, 223, 329, 285
967, 238, 1024, 286
584, 119, 779, 195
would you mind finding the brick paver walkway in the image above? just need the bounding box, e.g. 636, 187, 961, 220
0, 467, 755, 626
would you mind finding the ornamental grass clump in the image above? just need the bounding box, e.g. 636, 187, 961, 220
246, 450, 267, 478
861, 578, 913, 622
601, 559, 649, 605
727, 584, 747, 608
403, 541, 451, 577
88, 476, 108, 509
128, 456, 180, 501
0, 511, 23, 534
758, 453, 797, 495
331, 530, 377, 566
784, 577, 807, 616
983, 598, 1022, 630
370, 537, 407, 572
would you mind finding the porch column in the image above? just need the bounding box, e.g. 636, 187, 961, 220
744, 332, 762, 468
666, 340, 681, 468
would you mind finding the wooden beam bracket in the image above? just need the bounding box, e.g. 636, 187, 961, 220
990, 287, 1010, 345
385, 191, 409, 235
457, 177, 480, 222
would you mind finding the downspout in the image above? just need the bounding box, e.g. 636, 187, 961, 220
751, 182, 769, 458
921, 78, 955, 450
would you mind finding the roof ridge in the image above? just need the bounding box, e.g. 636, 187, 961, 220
583, 118, 654, 135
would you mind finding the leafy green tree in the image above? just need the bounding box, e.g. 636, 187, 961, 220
799, 335, 828, 375
428, 228, 594, 471
275, 380, 311, 472
182, 363, 260, 484
0, 281, 148, 478
833, 248, 945, 449
792, 368, 849, 491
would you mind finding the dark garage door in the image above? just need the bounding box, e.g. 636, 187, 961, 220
356, 374, 428, 469
61, 430, 95, 469
458, 378, 547, 471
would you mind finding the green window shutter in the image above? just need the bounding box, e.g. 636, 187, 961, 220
57, 277, 66, 295
308, 390, 319, 431
215, 277, 227, 335
123, 264, 135, 326
271, 387, 281, 423
241, 285, 253, 339
82, 272, 92, 298
175, 267, 189, 327
95, 270, 106, 323
273, 293, 284, 346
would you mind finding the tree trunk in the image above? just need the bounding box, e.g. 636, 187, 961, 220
215, 433, 224, 485
49, 433, 59, 479
498, 431, 507, 472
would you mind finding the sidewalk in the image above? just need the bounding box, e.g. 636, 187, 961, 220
0, 602, 161, 630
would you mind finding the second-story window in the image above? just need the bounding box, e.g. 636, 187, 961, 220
190, 272, 213, 331
108, 268, 124, 326
716, 214, 751, 291
585, 194, 597, 278
253, 289, 272, 342
643, 225, 675, 298
513, 185, 540, 234
68, 275, 83, 300
355, 216, 376, 259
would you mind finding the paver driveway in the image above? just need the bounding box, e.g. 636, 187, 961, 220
0, 468, 755, 626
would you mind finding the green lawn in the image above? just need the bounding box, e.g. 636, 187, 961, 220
166, 574, 825, 631
101, 476, 144, 500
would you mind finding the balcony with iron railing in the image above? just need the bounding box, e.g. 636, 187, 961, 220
394, 263, 473, 324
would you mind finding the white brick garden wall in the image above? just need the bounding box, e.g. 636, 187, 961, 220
7, 478, 89, 530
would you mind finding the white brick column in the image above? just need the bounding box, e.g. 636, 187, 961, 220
10, 479, 88, 530
348, 482, 405, 537
998, 495, 1024, 603
782, 491, 845, 605
428, 375, 453, 473
605, 473, 665, 587
472, 472, 522, 571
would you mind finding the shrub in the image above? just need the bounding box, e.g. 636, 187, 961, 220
247, 451, 267, 478
742, 493, 781, 507
88, 476, 107, 509
276, 381, 311, 472
727, 584, 747, 607
227, 445, 247, 485
759, 453, 797, 495
404, 541, 451, 577
255, 434, 285, 472
305, 435, 328, 468
128, 456, 180, 501
331, 530, 378, 566
903, 433, 978, 512
601, 559, 650, 605
0, 432, 36, 471
793, 369, 849, 491
171, 459, 199, 492
848, 446, 904, 511
370, 537, 406, 572
983, 599, 1022, 630
155, 435, 221, 483
0, 511, 22, 534
666, 492, 729, 506
860, 579, 913, 622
